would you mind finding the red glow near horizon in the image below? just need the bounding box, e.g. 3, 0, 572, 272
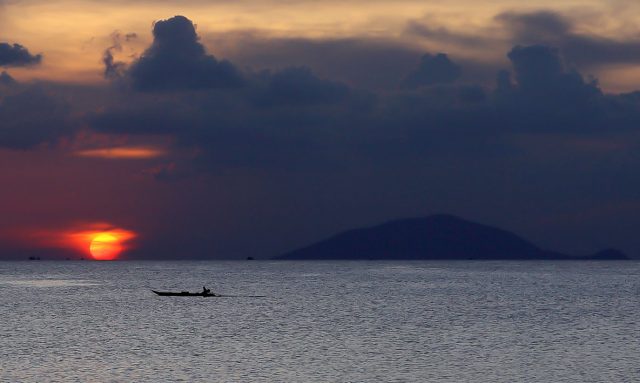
67, 226, 136, 260
0, 224, 138, 260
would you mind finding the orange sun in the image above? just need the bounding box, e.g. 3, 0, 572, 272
89, 233, 122, 260
61, 224, 135, 260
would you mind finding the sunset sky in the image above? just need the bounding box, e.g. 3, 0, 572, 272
2, 0, 640, 259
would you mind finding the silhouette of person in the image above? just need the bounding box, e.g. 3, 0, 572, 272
202, 286, 210, 294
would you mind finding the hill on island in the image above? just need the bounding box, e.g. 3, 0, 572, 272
276, 215, 628, 260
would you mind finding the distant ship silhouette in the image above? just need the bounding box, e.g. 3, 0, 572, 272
276, 214, 628, 260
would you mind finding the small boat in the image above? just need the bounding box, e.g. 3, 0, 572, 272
152, 290, 219, 297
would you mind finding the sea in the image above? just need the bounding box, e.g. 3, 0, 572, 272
1, 261, 639, 382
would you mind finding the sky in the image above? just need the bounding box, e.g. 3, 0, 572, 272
2, 0, 640, 259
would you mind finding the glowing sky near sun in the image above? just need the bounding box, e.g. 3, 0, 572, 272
67, 226, 136, 260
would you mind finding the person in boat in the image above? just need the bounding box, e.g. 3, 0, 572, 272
202, 286, 211, 295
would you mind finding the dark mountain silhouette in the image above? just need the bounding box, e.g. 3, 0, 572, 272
276, 214, 629, 260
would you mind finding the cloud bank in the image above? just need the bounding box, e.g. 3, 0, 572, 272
402, 53, 461, 88
0, 43, 42, 67
128, 15, 243, 91
92, 18, 640, 173
0, 86, 73, 149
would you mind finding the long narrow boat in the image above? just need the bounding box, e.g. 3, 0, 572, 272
152, 290, 218, 297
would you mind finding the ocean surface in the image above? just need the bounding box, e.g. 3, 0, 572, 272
1, 261, 639, 382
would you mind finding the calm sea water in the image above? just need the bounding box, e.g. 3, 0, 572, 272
1, 261, 639, 382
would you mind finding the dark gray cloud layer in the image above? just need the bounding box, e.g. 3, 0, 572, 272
0, 42, 73, 150
407, 10, 640, 71
402, 53, 461, 88
94, 19, 640, 176
210, 34, 426, 90
255, 66, 350, 107
0, 43, 41, 67
497, 11, 640, 68
0, 87, 73, 149
0, 71, 15, 85
128, 15, 243, 91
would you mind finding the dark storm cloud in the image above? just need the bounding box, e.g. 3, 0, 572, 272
93, 39, 640, 174
97, 15, 372, 168
507, 45, 565, 87
90, 100, 198, 135
0, 43, 42, 67
91, 14, 640, 224
0, 71, 16, 86
93, 65, 367, 169
128, 15, 243, 91
494, 45, 604, 133
255, 66, 350, 107
497, 11, 640, 68
316, 43, 639, 160
0, 42, 76, 150
209, 34, 424, 90
402, 53, 461, 88
498, 11, 570, 42
206, 31, 506, 89
0, 86, 74, 149
96, 42, 608, 150
404, 10, 640, 73
505, 43, 603, 111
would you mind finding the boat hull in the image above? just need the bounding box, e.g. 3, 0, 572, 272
152, 290, 218, 297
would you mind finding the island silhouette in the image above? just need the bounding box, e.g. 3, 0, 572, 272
276, 214, 628, 260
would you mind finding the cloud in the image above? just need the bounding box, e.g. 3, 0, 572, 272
402, 53, 461, 88
498, 11, 570, 43
0, 71, 15, 86
89, 99, 199, 135
146, 162, 193, 182
404, 21, 491, 48
255, 66, 350, 107
94, 26, 361, 167
91, 42, 640, 170
494, 45, 604, 133
74, 146, 167, 159
498, 11, 640, 68
507, 45, 569, 90
403, 9, 640, 81
102, 31, 136, 80
85, 37, 640, 245
127, 15, 243, 91
91, 62, 371, 170
207, 33, 424, 90
91, 87, 360, 170
0, 43, 42, 67
0, 86, 74, 149
103, 49, 125, 80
